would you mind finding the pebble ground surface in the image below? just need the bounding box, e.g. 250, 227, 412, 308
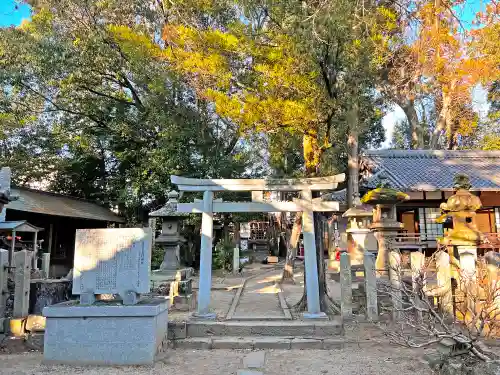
0, 346, 433, 375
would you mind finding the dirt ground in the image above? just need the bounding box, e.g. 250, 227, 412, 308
0, 346, 433, 375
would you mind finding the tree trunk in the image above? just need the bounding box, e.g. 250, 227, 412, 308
347, 105, 359, 208
303, 131, 320, 176
430, 89, 451, 149
293, 131, 339, 313
430, 81, 456, 149
281, 213, 302, 283
402, 99, 423, 149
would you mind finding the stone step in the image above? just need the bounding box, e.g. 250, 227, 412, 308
168, 320, 343, 339
172, 336, 348, 350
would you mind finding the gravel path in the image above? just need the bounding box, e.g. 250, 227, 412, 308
0, 347, 433, 375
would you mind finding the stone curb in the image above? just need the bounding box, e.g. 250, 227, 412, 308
182, 321, 343, 338
172, 336, 366, 350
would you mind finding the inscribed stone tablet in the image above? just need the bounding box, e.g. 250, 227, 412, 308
72, 228, 152, 295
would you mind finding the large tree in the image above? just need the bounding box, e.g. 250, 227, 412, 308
387, 0, 499, 150
0, 0, 259, 222
110, 0, 390, 311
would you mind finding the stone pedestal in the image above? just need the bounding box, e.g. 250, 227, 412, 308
43, 298, 169, 365
347, 229, 374, 265
160, 244, 181, 270
151, 267, 194, 311
457, 246, 477, 282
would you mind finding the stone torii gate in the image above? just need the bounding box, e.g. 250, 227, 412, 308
171, 174, 345, 319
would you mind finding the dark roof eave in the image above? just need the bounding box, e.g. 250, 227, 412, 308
6, 207, 125, 223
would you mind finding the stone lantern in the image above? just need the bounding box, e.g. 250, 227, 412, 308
342, 196, 374, 266
149, 191, 189, 273
361, 185, 409, 272
437, 174, 483, 281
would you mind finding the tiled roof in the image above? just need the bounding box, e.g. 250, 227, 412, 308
362, 150, 500, 191
320, 189, 347, 202
149, 201, 189, 217
7, 187, 125, 222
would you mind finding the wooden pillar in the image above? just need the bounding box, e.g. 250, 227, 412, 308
301, 189, 324, 318
13, 250, 30, 318
195, 190, 216, 319
9, 230, 16, 268
32, 231, 38, 270
47, 223, 54, 255
42, 253, 51, 278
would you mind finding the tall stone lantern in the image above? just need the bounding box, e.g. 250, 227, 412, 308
342, 196, 374, 266
149, 191, 189, 272
361, 186, 409, 273
437, 174, 483, 282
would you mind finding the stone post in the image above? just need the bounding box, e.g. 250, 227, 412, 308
301, 189, 324, 318
0, 249, 8, 317
435, 251, 453, 316
411, 251, 425, 320
195, 190, 215, 319
232, 246, 240, 275
364, 252, 378, 321
340, 252, 352, 319
14, 250, 31, 318
410, 251, 425, 293
389, 249, 402, 321
42, 252, 51, 278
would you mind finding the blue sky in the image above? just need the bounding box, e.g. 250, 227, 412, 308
0, 1, 31, 27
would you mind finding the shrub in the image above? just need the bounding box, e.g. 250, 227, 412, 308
213, 239, 234, 271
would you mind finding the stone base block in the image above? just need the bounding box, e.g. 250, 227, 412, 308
171, 294, 195, 311
151, 267, 194, 281
42, 298, 168, 365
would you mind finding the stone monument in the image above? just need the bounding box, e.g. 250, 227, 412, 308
43, 228, 169, 366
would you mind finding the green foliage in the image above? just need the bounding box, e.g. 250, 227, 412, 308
212, 238, 234, 271
151, 245, 164, 270
0, 0, 261, 223
361, 188, 409, 204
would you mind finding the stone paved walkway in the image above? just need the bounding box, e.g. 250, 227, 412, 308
231, 269, 286, 319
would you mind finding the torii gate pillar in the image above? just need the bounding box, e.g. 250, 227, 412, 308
195, 190, 216, 319
301, 190, 325, 318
